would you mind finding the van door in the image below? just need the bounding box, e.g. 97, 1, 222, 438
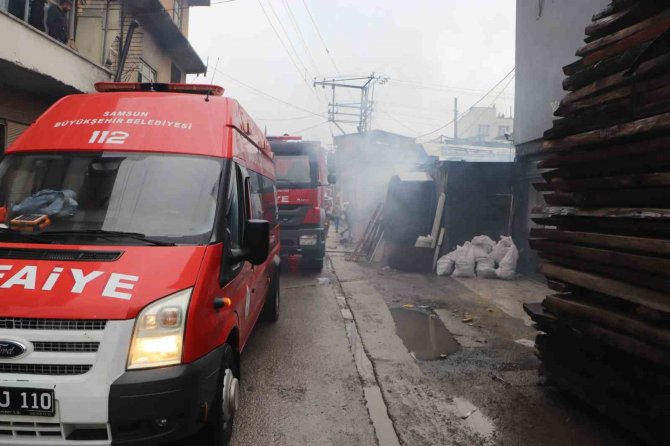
247, 171, 271, 318
222, 163, 255, 343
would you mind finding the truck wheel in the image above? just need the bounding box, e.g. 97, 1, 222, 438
301, 255, 324, 272
201, 344, 239, 446
262, 271, 280, 322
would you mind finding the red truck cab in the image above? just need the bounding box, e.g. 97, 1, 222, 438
0, 82, 279, 445
269, 136, 334, 272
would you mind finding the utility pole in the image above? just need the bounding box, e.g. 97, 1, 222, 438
454, 97, 459, 141
314, 73, 388, 134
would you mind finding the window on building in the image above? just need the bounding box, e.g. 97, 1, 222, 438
137, 59, 157, 83
478, 125, 490, 137
498, 125, 510, 137
171, 63, 182, 83
172, 0, 183, 29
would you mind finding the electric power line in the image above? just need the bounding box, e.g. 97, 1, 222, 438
415, 67, 516, 140
214, 68, 326, 118
301, 0, 340, 75
256, 0, 323, 106
265, 0, 311, 80
281, 0, 322, 78
290, 120, 330, 134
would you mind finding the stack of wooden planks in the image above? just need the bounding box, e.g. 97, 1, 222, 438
347, 203, 384, 263
525, 1, 670, 443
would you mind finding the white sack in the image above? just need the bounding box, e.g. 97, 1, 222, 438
471, 235, 495, 253
491, 236, 514, 265
436, 245, 461, 276
476, 256, 497, 279
453, 242, 476, 278
496, 244, 519, 280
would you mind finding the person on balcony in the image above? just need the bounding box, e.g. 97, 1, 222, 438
28, 0, 47, 32
46, 0, 71, 44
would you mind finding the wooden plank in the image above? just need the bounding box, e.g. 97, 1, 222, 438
576, 10, 670, 57
530, 228, 670, 255
534, 206, 670, 219
582, 17, 670, 67
585, 6, 635, 39
546, 187, 670, 208
592, 0, 640, 22
543, 112, 670, 152
531, 215, 670, 239
540, 254, 670, 293
541, 152, 670, 180
563, 42, 651, 89
544, 294, 670, 349
540, 263, 670, 314
556, 75, 670, 118
561, 53, 670, 106
531, 239, 670, 277
539, 135, 670, 169
546, 172, 670, 192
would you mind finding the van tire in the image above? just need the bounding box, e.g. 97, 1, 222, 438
200, 344, 238, 446
262, 271, 280, 322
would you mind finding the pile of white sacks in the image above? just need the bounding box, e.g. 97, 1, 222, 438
436, 235, 519, 280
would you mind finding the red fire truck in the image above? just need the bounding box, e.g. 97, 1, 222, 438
0, 82, 279, 445
269, 136, 334, 272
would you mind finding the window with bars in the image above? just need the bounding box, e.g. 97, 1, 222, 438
137, 59, 157, 83
172, 0, 183, 29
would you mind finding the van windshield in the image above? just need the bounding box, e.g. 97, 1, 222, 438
0, 152, 223, 245
275, 154, 317, 189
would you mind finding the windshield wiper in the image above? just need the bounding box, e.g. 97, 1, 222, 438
0, 227, 53, 244
40, 230, 177, 246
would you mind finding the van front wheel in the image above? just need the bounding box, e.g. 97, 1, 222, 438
201, 344, 238, 446
262, 271, 280, 322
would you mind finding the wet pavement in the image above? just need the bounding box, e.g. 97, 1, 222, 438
390, 307, 459, 361
171, 241, 639, 446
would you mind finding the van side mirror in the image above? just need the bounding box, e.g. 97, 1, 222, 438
243, 220, 270, 265
328, 173, 337, 185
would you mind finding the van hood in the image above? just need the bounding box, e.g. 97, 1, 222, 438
0, 243, 206, 320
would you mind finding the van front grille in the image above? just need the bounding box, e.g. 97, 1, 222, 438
0, 248, 122, 262
0, 318, 107, 331
32, 342, 100, 353
0, 363, 91, 375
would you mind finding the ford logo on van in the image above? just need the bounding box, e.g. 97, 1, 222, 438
0, 341, 26, 359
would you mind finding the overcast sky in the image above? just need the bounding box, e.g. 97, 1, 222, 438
189, 0, 516, 145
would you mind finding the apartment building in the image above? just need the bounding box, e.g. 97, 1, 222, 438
456, 106, 514, 143
0, 0, 209, 154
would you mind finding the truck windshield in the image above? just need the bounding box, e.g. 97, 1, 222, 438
0, 152, 223, 245
275, 154, 317, 189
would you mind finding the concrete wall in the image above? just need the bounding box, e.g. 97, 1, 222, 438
514, 0, 610, 149
0, 11, 111, 94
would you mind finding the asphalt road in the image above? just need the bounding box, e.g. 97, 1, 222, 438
227, 269, 376, 446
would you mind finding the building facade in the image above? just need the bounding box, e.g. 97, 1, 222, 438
0, 0, 208, 154
456, 106, 514, 143
512, 0, 610, 274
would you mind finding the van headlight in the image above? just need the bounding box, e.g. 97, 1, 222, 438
127, 288, 192, 370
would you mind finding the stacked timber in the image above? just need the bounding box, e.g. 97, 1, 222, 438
525, 1, 670, 443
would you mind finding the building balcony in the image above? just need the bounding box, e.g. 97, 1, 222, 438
129, 0, 206, 74
0, 9, 112, 98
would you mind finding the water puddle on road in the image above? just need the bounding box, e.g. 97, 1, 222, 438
390, 308, 459, 361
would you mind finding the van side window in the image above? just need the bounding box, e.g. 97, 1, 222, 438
248, 171, 265, 221
228, 164, 244, 250
261, 175, 278, 226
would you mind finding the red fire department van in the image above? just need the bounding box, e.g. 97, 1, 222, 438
0, 82, 280, 445
269, 136, 333, 272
